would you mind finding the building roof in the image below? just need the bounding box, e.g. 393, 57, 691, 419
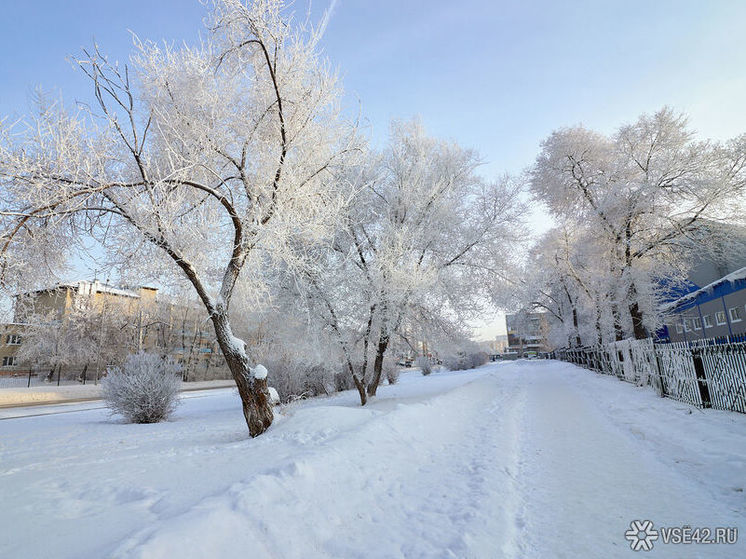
20, 280, 148, 300
663, 266, 746, 312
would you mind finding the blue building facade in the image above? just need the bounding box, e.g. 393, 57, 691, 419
660, 268, 746, 343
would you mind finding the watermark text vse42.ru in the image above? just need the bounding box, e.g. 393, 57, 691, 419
625, 520, 738, 551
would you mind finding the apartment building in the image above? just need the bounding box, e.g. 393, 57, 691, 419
505, 312, 552, 356
3, 280, 229, 381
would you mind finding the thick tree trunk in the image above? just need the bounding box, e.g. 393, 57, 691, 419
352, 374, 367, 406
627, 282, 648, 340
367, 333, 390, 396
211, 312, 273, 437
572, 306, 582, 347
629, 301, 648, 340
593, 295, 603, 345
562, 282, 582, 347
611, 303, 624, 341
358, 304, 376, 401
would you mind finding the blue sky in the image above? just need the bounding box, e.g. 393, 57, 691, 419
3, 1, 746, 179
2, 0, 745, 337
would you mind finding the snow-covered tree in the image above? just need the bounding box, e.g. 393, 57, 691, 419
0, 0, 357, 436
295, 120, 524, 403
530, 108, 746, 339
517, 225, 620, 347
14, 316, 73, 384
15, 297, 133, 383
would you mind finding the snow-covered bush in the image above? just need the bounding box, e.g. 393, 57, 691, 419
334, 370, 354, 392
416, 356, 432, 376
261, 357, 337, 402
470, 352, 489, 368
102, 352, 181, 423
443, 353, 467, 371
444, 351, 488, 371
384, 359, 401, 384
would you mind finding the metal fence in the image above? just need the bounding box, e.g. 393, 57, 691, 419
552, 337, 746, 414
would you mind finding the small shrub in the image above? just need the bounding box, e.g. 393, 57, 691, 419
384, 361, 401, 384
470, 351, 489, 368
262, 357, 337, 403
443, 353, 467, 371
444, 351, 489, 371
416, 356, 432, 376
103, 352, 181, 423
334, 370, 354, 392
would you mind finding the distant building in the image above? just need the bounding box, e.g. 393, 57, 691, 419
480, 335, 511, 361
478, 335, 509, 356
505, 312, 552, 356
2, 280, 229, 381
13, 280, 158, 323
662, 267, 746, 343
494, 334, 509, 353
657, 222, 746, 342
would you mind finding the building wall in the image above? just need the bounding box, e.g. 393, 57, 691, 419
5, 281, 230, 381
0, 324, 28, 375
505, 312, 552, 355
665, 277, 746, 342
14, 288, 74, 322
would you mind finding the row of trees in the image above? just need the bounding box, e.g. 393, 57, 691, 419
518, 108, 746, 348
283, 120, 523, 404
0, 0, 521, 436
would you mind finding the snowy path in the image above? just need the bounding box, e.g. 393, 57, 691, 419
1, 361, 744, 558
512, 366, 745, 558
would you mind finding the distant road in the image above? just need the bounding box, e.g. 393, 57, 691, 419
0, 383, 235, 419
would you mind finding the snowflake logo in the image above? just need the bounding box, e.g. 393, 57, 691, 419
625, 520, 659, 551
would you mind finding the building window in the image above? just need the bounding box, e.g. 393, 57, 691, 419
675, 322, 684, 334
2, 356, 16, 367
684, 318, 693, 332
729, 307, 743, 323
693, 317, 702, 330
716, 311, 727, 326
5, 334, 22, 345
703, 315, 713, 328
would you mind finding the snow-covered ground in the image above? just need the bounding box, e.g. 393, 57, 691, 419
1, 361, 744, 558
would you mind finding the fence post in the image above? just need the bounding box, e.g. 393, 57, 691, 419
691, 349, 712, 408
651, 344, 665, 397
